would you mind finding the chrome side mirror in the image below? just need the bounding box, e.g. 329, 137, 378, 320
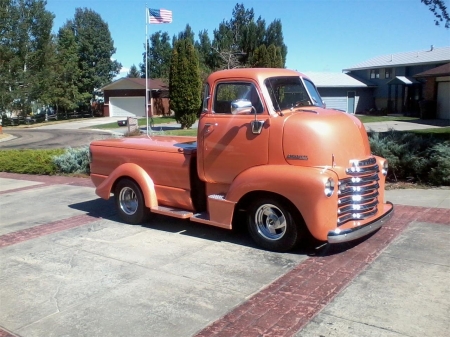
231, 98, 264, 134
231, 99, 252, 115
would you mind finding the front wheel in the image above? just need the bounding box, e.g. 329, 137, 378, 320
114, 178, 148, 224
247, 198, 302, 252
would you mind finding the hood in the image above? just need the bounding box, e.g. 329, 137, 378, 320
283, 109, 371, 167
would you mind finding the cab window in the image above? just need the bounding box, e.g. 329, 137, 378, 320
213, 82, 264, 114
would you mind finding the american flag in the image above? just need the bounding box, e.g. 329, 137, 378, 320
148, 8, 172, 24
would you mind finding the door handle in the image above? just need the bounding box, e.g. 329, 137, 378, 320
204, 123, 217, 133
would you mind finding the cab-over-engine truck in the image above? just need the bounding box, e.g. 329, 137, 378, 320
90, 68, 394, 252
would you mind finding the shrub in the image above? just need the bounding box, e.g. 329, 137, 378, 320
369, 130, 450, 186
52, 146, 90, 174
0, 149, 65, 174
427, 142, 450, 185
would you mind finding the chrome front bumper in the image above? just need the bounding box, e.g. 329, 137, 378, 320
327, 202, 394, 244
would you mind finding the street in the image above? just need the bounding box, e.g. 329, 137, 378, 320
0, 126, 117, 150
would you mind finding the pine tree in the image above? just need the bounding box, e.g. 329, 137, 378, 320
127, 64, 140, 78
210, 3, 287, 70
195, 29, 213, 79
169, 39, 201, 129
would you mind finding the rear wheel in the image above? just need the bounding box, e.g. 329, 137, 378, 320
114, 178, 148, 224
247, 197, 301, 252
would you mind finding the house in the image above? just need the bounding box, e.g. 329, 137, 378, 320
100, 78, 169, 117
304, 72, 373, 113
343, 46, 450, 117
414, 63, 450, 120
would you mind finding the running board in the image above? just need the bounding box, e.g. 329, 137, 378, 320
151, 206, 193, 219
150, 194, 235, 230
190, 212, 232, 230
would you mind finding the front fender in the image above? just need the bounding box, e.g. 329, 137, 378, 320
226, 165, 339, 240
94, 163, 158, 209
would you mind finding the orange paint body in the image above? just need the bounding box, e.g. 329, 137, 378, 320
90, 68, 393, 244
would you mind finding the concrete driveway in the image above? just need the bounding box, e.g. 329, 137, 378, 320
0, 172, 449, 337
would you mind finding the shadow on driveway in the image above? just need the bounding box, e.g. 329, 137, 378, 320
69, 197, 379, 257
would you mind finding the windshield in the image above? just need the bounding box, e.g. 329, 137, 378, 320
265, 76, 324, 111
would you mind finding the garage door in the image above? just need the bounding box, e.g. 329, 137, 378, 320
321, 96, 347, 112
437, 82, 450, 120
110, 97, 146, 117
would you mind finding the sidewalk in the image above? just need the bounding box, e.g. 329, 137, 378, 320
363, 118, 449, 132
0, 173, 448, 337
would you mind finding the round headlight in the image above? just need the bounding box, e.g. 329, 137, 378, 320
382, 160, 388, 176
325, 177, 335, 197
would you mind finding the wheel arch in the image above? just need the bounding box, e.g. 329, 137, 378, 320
95, 163, 158, 209
226, 164, 339, 240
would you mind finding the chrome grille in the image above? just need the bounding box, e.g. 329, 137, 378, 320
337, 157, 380, 226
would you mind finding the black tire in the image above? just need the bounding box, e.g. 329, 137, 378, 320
247, 197, 301, 252
114, 178, 148, 224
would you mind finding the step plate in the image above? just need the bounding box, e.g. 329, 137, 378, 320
151, 206, 193, 219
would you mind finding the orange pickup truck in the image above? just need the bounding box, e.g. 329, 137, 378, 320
90, 68, 393, 252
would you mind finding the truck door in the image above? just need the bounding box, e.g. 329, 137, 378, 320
198, 81, 269, 184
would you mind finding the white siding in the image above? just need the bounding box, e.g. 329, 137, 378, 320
110, 97, 146, 117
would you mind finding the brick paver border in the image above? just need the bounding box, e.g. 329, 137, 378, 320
195, 206, 450, 337
0, 214, 102, 249
0, 328, 17, 337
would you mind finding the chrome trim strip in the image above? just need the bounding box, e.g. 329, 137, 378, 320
346, 165, 379, 175
328, 202, 394, 244
338, 183, 379, 197
339, 173, 380, 186
338, 191, 379, 206
337, 207, 379, 224
352, 157, 376, 166
338, 199, 379, 215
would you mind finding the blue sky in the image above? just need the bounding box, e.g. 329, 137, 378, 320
46, 0, 450, 78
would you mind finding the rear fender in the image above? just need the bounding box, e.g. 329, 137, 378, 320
95, 163, 158, 209
226, 165, 339, 240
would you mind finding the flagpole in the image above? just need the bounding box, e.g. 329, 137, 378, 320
145, 5, 149, 136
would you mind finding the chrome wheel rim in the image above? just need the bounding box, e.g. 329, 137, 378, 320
254, 204, 287, 241
119, 187, 138, 215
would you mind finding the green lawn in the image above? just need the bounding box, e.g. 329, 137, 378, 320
92, 116, 177, 129
356, 115, 420, 123
147, 128, 198, 137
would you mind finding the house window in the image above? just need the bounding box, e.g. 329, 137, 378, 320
385, 69, 391, 79
370, 69, 380, 79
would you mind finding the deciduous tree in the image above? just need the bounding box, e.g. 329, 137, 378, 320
66, 8, 121, 107
51, 26, 83, 113
141, 31, 172, 79
422, 0, 450, 28
0, 0, 54, 114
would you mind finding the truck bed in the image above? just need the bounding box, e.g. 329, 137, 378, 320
90, 135, 198, 154
90, 135, 200, 210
